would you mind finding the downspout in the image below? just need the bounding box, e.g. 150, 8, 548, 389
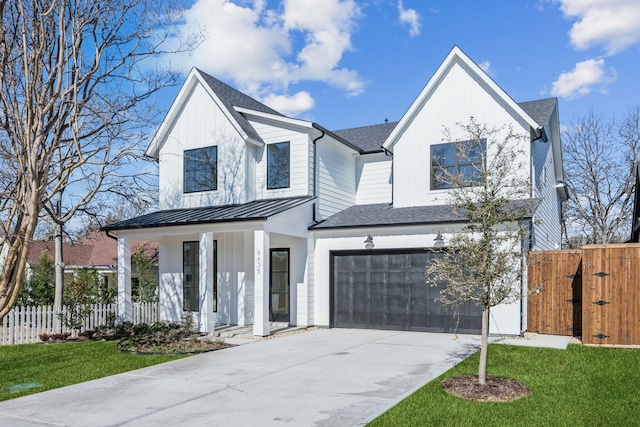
520, 219, 533, 334
383, 147, 394, 205
312, 130, 325, 223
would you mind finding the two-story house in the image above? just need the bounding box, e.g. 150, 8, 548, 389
103, 46, 567, 337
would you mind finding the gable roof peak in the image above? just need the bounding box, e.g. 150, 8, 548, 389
147, 68, 286, 157
383, 45, 540, 151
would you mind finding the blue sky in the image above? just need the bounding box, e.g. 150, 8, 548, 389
159, 0, 640, 131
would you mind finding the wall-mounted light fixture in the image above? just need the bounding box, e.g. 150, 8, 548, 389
434, 231, 444, 248
364, 234, 375, 249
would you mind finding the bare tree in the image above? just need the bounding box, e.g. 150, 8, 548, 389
426, 118, 534, 385
0, 0, 197, 319
562, 108, 640, 245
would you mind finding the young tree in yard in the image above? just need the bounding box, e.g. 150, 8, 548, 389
426, 118, 535, 385
562, 108, 640, 245
0, 0, 197, 319
16, 250, 55, 306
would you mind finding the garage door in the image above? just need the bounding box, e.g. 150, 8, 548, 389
331, 249, 482, 334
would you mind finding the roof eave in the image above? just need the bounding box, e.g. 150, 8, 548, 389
312, 123, 362, 153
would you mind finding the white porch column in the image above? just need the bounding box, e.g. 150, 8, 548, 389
253, 230, 270, 336
117, 236, 132, 323
199, 232, 215, 333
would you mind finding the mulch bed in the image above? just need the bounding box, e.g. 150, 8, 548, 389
441, 375, 531, 402
117, 337, 235, 355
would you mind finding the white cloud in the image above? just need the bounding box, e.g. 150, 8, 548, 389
478, 60, 493, 76
163, 0, 365, 116
398, 1, 421, 37
281, 0, 365, 95
262, 91, 315, 116
550, 58, 617, 99
558, 0, 640, 55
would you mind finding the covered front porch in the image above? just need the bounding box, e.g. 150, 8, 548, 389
102, 197, 314, 336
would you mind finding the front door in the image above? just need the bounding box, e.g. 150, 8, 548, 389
269, 249, 290, 322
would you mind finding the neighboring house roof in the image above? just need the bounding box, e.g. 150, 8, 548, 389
332, 122, 399, 154
28, 231, 158, 268
310, 200, 537, 230
103, 197, 314, 231
518, 98, 557, 127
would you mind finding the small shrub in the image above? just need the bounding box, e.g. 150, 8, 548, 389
39, 333, 49, 342
180, 311, 195, 334
49, 333, 71, 341
115, 321, 134, 337
78, 330, 95, 339
105, 312, 117, 329
132, 323, 151, 335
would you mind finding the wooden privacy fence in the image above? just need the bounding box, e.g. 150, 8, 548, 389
528, 243, 640, 347
527, 250, 582, 337
0, 302, 159, 346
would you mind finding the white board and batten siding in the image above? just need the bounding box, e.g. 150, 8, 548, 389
158, 82, 247, 210
530, 116, 563, 250
250, 120, 311, 200
356, 153, 392, 205
316, 138, 357, 221
392, 57, 531, 208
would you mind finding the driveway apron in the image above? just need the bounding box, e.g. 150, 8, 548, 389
0, 329, 482, 426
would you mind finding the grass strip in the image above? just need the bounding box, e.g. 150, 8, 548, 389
369, 344, 640, 426
0, 340, 186, 402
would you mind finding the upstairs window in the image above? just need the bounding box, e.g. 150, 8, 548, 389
184, 146, 217, 193
267, 141, 290, 189
431, 139, 485, 190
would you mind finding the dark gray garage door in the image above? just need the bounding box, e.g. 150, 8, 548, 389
331, 249, 482, 334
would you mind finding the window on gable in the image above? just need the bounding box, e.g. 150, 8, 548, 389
267, 141, 290, 189
431, 139, 485, 190
184, 146, 217, 193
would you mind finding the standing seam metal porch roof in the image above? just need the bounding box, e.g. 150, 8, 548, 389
102, 197, 314, 231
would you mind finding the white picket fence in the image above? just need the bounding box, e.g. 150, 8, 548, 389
0, 302, 159, 345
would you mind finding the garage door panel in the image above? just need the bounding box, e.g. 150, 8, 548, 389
332, 250, 482, 334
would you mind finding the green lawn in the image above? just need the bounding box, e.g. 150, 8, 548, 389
0, 340, 186, 402
369, 344, 640, 426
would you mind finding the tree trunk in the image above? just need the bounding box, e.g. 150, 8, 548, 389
478, 305, 490, 385
54, 220, 65, 333
54, 199, 64, 307
0, 193, 41, 319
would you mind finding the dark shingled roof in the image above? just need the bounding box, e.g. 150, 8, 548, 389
310, 203, 465, 229
332, 122, 399, 153
103, 197, 313, 231
310, 200, 537, 230
197, 69, 284, 144
518, 98, 557, 127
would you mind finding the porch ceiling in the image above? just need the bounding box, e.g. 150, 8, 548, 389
102, 196, 314, 231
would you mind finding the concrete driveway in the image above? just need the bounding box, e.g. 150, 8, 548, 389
0, 328, 482, 426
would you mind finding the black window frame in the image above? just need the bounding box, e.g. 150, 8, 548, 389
182, 240, 218, 313
182, 241, 200, 312
183, 146, 218, 193
267, 141, 290, 190
430, 139, 486, 190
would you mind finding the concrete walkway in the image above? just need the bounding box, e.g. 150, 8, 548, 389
0, 328, 483, 426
